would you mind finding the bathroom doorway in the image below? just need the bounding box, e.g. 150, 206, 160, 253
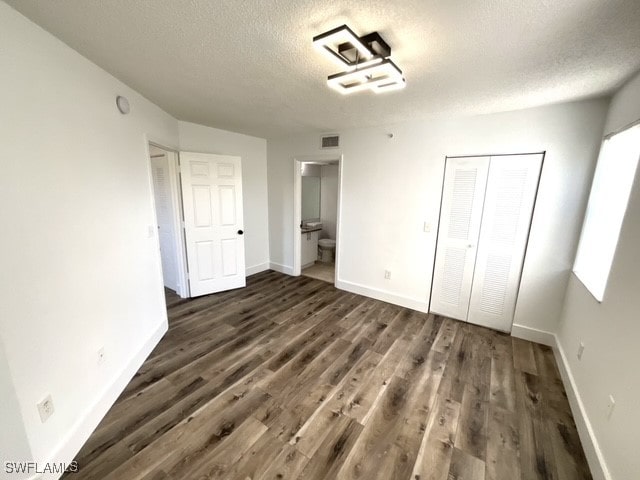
293, 155, 342, 284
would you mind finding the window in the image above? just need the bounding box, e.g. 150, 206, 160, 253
573, 123, 640, 301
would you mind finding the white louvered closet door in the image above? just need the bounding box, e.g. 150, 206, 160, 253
467, 154, 542, 331
430, 157, 490, 320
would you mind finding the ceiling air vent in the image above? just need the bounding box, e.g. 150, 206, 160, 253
321, 134, 340, 149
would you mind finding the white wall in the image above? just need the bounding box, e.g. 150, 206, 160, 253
0, 339, 33, 468
268, 98, 609, 330
556, 71, 640, 480
178, 121, 270, 275
320, 164, 339, 240
0, 2, 177, 474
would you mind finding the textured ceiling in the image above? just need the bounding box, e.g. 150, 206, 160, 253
6, 0, 640, 138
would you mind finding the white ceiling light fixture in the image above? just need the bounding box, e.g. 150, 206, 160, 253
313, 24, 406, 94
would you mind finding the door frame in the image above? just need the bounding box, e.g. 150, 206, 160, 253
292, 154, 343, 282
144, 138, 190, 298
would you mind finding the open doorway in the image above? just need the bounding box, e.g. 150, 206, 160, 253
293, 155, 342, 284
148, 143, 189, 298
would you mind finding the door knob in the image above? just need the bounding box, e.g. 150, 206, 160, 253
237, 229, 244, 235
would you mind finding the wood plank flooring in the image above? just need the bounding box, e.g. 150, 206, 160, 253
68, 271, 592, 480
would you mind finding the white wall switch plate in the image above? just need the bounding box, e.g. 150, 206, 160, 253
577, 342, 585, 360
384, 270, 391, 280
37, 394, 55, 423
423, 221, 431, 233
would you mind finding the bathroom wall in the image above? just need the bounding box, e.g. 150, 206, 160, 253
320, 164, 339, 239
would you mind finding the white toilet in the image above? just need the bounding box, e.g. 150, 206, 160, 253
318, 238, 336, 263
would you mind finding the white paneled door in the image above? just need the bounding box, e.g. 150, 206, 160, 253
431, 154, 543, 332
430, 157, 490, 320
180, 152, 246, 297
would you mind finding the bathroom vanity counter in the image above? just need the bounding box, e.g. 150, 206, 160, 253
301, 226, 322, 234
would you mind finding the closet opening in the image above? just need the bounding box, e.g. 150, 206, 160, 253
148, 143, 189, 299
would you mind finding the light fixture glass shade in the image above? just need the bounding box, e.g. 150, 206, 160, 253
373, 79, 407, 93
327, 59, 406, 94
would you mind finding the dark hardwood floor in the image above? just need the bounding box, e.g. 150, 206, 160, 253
69, 270, 591, 479
163, 287, 183, 309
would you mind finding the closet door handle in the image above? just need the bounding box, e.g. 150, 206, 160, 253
237, 230, 244, 235
467, 244, 474, 248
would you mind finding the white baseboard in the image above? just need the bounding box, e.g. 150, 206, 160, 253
335, 278, 429, 313
269, 262, 295, 276
246, 262, 270, 276
40, 321, 168, 480
510, 323, 556, 346
553, 336, 611, 480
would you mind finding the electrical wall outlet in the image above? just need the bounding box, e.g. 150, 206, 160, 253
577, 342, 585, 360
37, 395, 55, 423
607, 395, 616, 419
97, 347, 105, 365
384, 270, 391, 280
